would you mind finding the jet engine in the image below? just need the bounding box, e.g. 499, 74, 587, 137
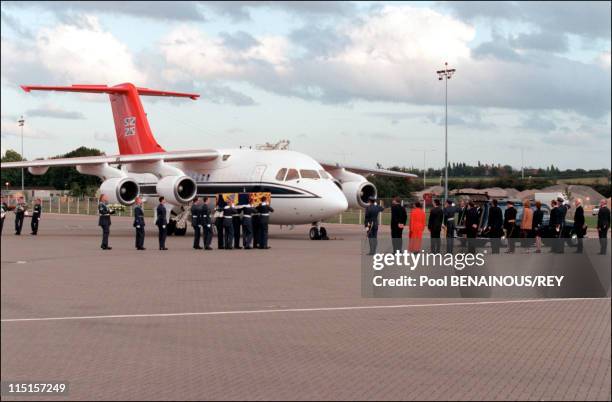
341, 180, 377, 208
155, 175, 197, 205
99, 177, 140, 206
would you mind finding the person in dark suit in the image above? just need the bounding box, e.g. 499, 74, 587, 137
465, 201, 480, 254
557, 197, 568, 253
443, 199, 457, 253
155, 197, 168, 250
14, 196, 26, 235
133, 196, 146, 250
504, 201, 517, 253
201, 197, 213, 250
428, 199, 443, 253
573, 199, 586, 253
390, 196, 407, 253
30, 198, 42, 235
98, 194, 114, 250
191, 197, 203, 249
549, 199, 561, 253
597, 199, 610, 255
256, 197, 275, 249
532, 201, 544, 253
487, 199, 503, 254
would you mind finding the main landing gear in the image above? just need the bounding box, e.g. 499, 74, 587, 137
309, 222, 329, 240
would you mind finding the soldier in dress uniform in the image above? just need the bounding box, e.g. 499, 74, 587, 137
443, 199, 457, 253
364, 196, 385, 255
156, 196, 168, 250
252, 208, 261, 249
223, 200, 236, 249
0, 196, 8, 235
30, 198, 42, 235
191, 197, 203, 249
215, 203, 225, 249
465, 201, 480, 254
233, 204, 243, 249
98, 194, 114, 250
133, 196, 146, 250
241, 203, 257, 249
201, 197, 213, 250
256, 196, 274, 249
14, 196, 26, 235
390, 196, 407, 253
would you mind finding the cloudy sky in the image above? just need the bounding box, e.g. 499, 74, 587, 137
1, 1, 610, 170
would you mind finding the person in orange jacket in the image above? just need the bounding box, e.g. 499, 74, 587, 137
408, 201, 426, 253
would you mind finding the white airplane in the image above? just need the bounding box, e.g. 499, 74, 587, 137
0, 83, 416, 239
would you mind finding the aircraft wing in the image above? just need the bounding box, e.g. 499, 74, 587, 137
0, 149, 220, 169
319, 161, 418, 178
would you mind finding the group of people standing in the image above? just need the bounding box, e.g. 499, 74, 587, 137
364, 195, 611, 256
97, 194, 274, 251
0, 196, 42, 236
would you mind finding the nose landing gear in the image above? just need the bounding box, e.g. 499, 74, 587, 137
309, 223, 329, 240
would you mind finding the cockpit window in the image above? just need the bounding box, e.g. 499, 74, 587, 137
318, 170, 331, 179
300, 169, 320, 179
285, 169, 300, 181
276, 168, 287, 181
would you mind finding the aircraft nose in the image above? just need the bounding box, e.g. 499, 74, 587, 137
330, 184, 349, 213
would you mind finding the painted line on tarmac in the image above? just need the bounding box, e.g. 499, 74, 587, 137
1, 298, 607, 323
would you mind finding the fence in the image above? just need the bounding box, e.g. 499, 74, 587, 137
3, 196, 400, 225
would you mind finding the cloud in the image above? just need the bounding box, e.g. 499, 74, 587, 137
1, 16, 146, 87
440, 1, 611, 40
3, 1, 207, 22
157, 5, 610, 118
203, 1, 356, 22
202, 84, 256, 106
1, 10, 34, 39
0, 117, 56, 139
94, 132, 115, 143
518, 114, 557, 133
26, 105, 85, 120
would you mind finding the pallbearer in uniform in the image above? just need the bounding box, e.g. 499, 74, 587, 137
252, 209, 261, 249
390, 196, 407, 253
133, 196, 146, 250
241, 203, 256, 249
214, 205, 225, 249
443, 199, 457, 253
201, 197, 213, 250
233, 204, 243, 249
364, 196, 384, 255
14, 196, 26, 235
191, 197, 203, 249
30, 198, 42, 235
156, 197, 168, 250
223, 201, 236, 249
256, 196, 274, 249
98, 194, 114, 250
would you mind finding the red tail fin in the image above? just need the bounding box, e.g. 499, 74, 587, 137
21, 83, 199, 155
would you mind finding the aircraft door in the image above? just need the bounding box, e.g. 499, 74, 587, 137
251, 164, 267, 182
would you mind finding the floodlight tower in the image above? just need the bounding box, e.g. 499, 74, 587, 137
436, 62, 456, 203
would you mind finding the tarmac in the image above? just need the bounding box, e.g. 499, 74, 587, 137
1, 214, 610, 400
